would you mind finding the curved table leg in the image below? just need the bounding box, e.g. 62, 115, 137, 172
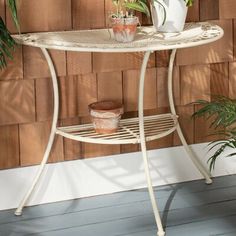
139, 51, 165, 236
167, 49, 212, 184
15, 48, 59, 216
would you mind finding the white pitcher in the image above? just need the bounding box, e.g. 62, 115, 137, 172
151, 0, 188, 33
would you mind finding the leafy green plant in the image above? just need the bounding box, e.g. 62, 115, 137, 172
111, 0, 195, 24
193, 96, 236, 171
111, 0, 151, 18
0, 0, 19, 70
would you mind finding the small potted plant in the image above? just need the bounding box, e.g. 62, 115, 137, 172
110, 0, 165, 43
110, 0, 150, 42
151, 0, 195, 33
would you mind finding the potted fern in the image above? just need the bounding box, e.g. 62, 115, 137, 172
0, 0, 19, 70
193, 96, 236, 171
151, 0, 195, 33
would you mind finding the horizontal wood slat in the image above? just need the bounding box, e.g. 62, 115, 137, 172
219, 0, 236, 19
0, 125, 19, 170
180, 64, 211, 105
72, 0, 105, 30
176, 20, 233, 66
0, 80, 35, 126
6, 0, 72, 33
19, 121, 64, 166
23, 47, 67, 79
200, 0, 219, 21
93, 52, 156, 73
0, 47, 23, 80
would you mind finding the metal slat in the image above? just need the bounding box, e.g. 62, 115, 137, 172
56, 114, 178, 145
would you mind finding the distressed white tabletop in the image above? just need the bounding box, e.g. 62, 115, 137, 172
13, 22, 223, 52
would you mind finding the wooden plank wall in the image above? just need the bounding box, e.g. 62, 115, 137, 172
0, 0, 234, 169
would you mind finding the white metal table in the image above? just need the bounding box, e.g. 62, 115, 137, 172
13, 22, 223, 236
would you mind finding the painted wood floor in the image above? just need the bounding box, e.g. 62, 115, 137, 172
1, 175, 236, 236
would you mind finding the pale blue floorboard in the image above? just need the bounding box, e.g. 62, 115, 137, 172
0, 175, 235, 226
1, 187, 236, 235
214, 232, 236, 236
1, 175, 236, 226
0, 175, 236, 236
1, 177, 236, 226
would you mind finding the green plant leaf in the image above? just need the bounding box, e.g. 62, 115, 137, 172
124, 2, 150, 16
193, 95, 236, 171
185, 0, 194, 7
192, 96, 236, 129
0, 17, 16, 70
7, 0, 20, 33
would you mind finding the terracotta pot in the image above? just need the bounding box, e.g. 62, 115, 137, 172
88, 101, 124, 134
110, 16, 139, 43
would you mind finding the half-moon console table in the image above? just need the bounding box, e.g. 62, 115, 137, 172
13, 22, 223, 236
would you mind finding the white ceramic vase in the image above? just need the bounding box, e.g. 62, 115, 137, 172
151, 0, 188, 33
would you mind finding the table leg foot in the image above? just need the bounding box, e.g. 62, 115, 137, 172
157, 231, 165, 236
14, 210, 22, 216
205, 178, 213, 185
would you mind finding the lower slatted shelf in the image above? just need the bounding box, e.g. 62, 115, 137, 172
56, 113, 178, 145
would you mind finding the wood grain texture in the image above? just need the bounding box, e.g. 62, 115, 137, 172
0, 125, 19, 170
210, 63, 229, 98
19, 121, 64, 166
0, 80, 35, 125
234, 19, 236, 61
229, 62, 236, 99
104, 0, 115, 28
194, 105, 220, 144
67, 52, 92, 75
23, 47, 66, 79
173, 105, 194, 146
200, 0, 219, 21
72, 0, 105, 30
59, 74, 97, 119
6, 0, 72, 33
35, 78, 54, 122
146, 108, 173, 150
93, 52, 155, 73
123, 68, 157, 112
186, 0, 199, 22
155, 50, 170, 68
219, 0, 236, 19
176, 20, 233, 65
60, 117, 82, 161
180, 64, 211, 105
0, 0, 5, 20
0, 47, 23, 80
157, 67, 180, 108
97, 71, 123, 103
